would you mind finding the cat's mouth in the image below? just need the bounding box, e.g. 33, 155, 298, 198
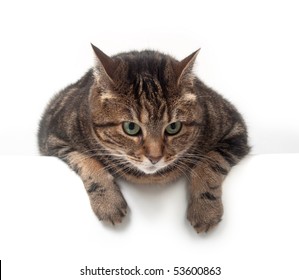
131, 158, 170, 175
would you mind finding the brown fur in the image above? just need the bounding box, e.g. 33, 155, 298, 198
38, 44, 249, 233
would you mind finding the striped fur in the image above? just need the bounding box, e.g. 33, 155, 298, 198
38, 45, 249, 233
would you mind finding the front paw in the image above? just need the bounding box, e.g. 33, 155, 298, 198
89, 187, 128, 225
187, 198, 223, 233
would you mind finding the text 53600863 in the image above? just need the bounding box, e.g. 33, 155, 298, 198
174, 267, 221, 276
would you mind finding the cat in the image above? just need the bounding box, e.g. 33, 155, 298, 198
38, 44, 249, 233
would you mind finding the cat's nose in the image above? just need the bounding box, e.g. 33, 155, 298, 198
147, 155, 162, 165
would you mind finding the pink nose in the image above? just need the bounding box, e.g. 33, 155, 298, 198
147, 155, 162, 164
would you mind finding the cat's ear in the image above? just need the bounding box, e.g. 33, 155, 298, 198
91, 43, 120, 84
173, 49, 200, 84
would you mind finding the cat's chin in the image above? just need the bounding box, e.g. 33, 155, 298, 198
138, 165, 161, 175
133, 161, 168, 175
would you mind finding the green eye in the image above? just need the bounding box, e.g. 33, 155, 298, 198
165, 121, 182, 135
123, 122, 141, 136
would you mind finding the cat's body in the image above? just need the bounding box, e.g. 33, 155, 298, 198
38, 45, 249, 233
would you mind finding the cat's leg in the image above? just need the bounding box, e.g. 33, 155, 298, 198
187, 149, 237, 233
65, 151, 128, 225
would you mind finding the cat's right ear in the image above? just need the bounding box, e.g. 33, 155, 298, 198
91, 43, 120, 84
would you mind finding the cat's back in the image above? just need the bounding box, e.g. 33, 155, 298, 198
45, 69, 94, 114
38, 69, 94, 154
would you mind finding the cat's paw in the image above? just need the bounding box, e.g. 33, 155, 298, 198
89, 187, 128, 225
187, 199, 223, 233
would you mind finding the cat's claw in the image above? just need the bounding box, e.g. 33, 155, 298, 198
90, 191, 128, 225
97, 202, 128, 225
187, 200, 223, 233
192, 218, 222, 233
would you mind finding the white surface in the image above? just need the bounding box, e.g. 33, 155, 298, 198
0, 154, 298, 279
0, 0, 299, 155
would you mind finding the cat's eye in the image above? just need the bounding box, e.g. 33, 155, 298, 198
165, 121, 182, 135
122, 122, 141, 136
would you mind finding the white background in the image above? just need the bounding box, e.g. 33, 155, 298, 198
0, 0, 298, 155
0, 1, 299, 279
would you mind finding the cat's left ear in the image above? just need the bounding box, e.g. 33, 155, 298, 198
91, 43, 120, 84
173, 49, 200, 84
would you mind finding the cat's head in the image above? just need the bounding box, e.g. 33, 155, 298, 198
89, 44, 202, 175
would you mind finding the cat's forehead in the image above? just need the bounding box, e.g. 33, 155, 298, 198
103, 50, 200, 123
126, 84, 199, 126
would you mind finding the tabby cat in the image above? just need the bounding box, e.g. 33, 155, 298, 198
38, 44, 249, 233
